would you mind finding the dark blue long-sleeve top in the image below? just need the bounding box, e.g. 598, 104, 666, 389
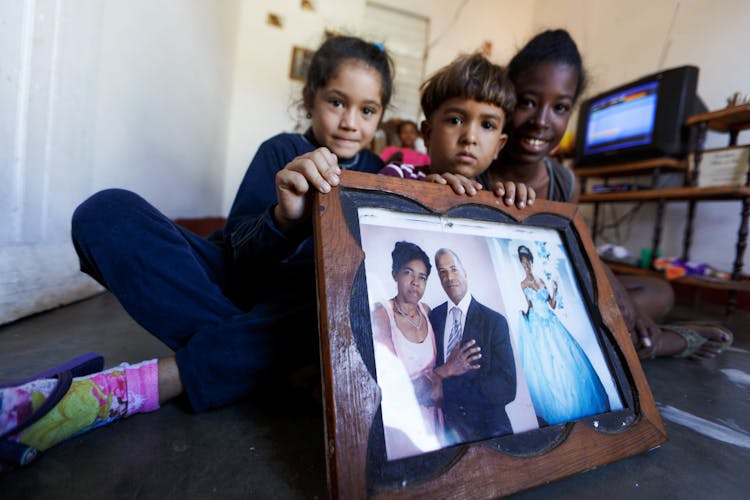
220, 129, 383, 275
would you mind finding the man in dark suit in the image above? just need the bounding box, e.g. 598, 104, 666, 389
429, 248, 516, 444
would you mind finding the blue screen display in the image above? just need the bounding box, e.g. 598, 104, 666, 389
583, 81, 659, 156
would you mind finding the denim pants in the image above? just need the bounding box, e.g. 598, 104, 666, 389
71, 189, 317, 412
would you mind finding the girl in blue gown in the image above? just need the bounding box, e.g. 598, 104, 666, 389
516, 245, 609, 425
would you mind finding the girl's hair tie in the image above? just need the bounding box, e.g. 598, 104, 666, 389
373, 42, 384, 52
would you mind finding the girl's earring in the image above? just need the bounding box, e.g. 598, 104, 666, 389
306, 112, 312, 119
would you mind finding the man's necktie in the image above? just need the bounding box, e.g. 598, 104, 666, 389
446, 306, 463, 358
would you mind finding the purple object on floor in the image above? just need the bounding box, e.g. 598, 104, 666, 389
0, 352, 104, 467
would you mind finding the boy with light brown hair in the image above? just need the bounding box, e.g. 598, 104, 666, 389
380, 52, 535, 208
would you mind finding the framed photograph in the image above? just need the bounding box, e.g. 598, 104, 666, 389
290, 46, 314, 82
313, 171, 666, 498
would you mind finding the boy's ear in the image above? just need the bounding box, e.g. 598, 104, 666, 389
420, 120, 431, 149
493, 132, 509, 159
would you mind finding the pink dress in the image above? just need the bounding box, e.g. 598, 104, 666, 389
375, 300, 442, 459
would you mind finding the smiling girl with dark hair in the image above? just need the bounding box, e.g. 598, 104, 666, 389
484, 29, 733, 360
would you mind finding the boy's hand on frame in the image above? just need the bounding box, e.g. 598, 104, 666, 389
424, 173, 483, 196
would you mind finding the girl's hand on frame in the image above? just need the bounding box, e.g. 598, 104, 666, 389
424, 173, 483, 196
274, 147, 341, 232
491, 180, 536, 209
632, 311, 658, 359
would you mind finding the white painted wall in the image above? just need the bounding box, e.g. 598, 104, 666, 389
92, 1, 239, 215
1, 2, 101, 324
1, 0, 240, 324
533, 0, 750, 272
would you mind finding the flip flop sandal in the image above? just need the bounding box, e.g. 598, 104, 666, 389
0, 352, 104, 468
671, 320, 734, 351
661, 323, 734, 358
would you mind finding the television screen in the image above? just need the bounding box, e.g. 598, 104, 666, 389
583, 81, 659, 156
575, 65, 701, 167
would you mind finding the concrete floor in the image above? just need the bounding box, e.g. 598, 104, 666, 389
1, 292, 749, 499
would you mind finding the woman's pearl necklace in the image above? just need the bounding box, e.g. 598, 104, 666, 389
394, 300, 422, 330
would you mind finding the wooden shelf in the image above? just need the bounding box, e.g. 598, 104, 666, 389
580, 185, 750, 203
675, 275, 750, 292
686, 104, 750, 132
584, 103, 750, 314
604, 261, 750, 292
604, 261, 658, 276
574, 157, 687, 178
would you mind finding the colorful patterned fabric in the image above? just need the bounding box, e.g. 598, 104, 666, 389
0, 360, 158, 452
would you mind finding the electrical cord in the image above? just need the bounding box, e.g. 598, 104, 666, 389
598, 203, 644, 244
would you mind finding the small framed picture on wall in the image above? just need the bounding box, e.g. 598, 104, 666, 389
290, 46, 314, 82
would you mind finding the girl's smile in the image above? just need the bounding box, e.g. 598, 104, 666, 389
505, 62, 577, 167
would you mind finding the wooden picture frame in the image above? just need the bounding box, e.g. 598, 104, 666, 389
313, 171, 667, 498
290, 46, 314, 82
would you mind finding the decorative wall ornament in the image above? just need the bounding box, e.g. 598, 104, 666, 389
266, 13, 283, 29
289, 46, 314, 82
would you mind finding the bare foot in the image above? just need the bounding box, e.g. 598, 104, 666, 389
651, 323, 733, 360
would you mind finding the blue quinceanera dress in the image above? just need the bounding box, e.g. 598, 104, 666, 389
518, 286, 610, 425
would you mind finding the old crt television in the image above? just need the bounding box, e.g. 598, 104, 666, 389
574, 65, 704, 167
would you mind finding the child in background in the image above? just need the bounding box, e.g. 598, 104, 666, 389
0, 35, 393, 468
380, 120, 431, 166
380, 52, 535, 208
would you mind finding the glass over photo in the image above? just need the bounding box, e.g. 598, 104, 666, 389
358, 207, 623, 461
